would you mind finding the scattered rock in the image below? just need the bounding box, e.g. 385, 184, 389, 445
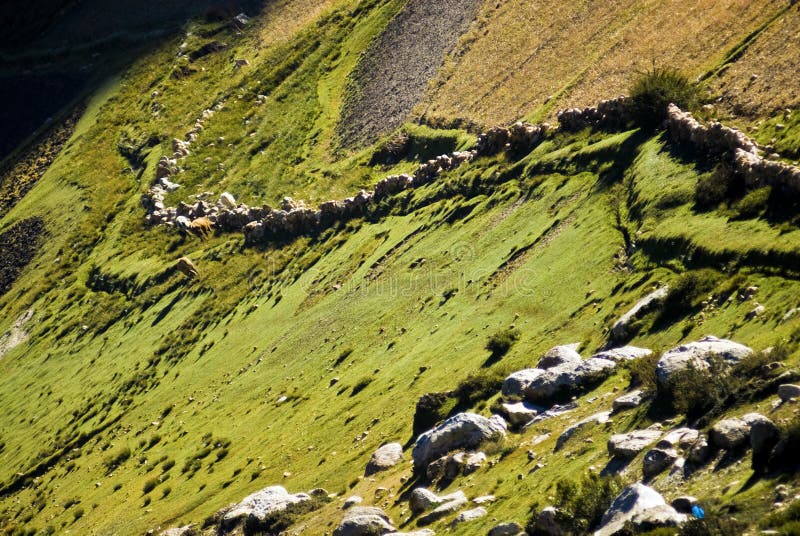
334, 507, 396, 536
489, 522, 525, 536
595, 484, 686, 536
612, 390, 644, 412
778, 384, 800, 401
451, 507, 487, 527
344, 496, 363, 509
643, 447, 679, 478
607, 428, 663, 459
473, 495, 496, 504
366, 443, 404, 475
412, 413, 506, 468
418, 493, 469, 526
537, 344, 582, 369
501, 401, 543, 426
687, 437, 711, 464
710, 418, 750, 450
426, 451, 486, 480
534, 506, 571, 535
658, 428, 700, 450
656, 336, 753, 386
409, 488, 442, 514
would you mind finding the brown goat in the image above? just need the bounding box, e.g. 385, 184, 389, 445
176, 257, 199, 279
188, 217, 214, 240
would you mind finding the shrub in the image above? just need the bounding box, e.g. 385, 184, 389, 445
695, 163, 735, 208
528, 473, 622, 534
654, 269, 720, 327
103, 446, 131, 473
629, 67, 701, 128
350, 377, 373, 396
72, 507, 84, 522
142, 477, 159, 494
623, 351, 660, 396
664, 356, 737, 421
453, 369, 505, 408
486, 328, 521, 358
731, 186, 771, 219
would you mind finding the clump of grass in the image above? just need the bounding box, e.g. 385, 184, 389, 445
350, 376, 373, 396
628, 66, 701, 128
142, 477, 159, 494
653, 269, 720, 327
622, 351, 660, 396
695, 162, 737, 209
486, 327, 521, 358
103, 446, 131, 474
453, 369, 505, 409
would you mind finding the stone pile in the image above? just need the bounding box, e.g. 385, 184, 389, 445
556, 97, 630, 132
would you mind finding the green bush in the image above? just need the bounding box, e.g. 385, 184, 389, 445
623, 351, 660, 396
654, 269, 720, 327
629, 67, 701, 128
453, 369, 505, 408
695, 163, 735, 208
731, 187, 771, 219
103, 446, 131, 473
528, 473, 622, 534
486, 328, 521, 358
142, 477, 159, 494
664, 356, 737, 421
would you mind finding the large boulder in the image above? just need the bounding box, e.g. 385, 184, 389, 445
595, 484, 686, 536
658, 428, 700, 450
417, 494, 469, 526
537, 344, 582, 369
710, 418, 750, 450
778, 384, 800, 401
502, 369, 546, 398
409, 489, 465, 515
612, 390, 644, 412
426, 451, 486, 481
365, 443, 404, 475
333, 507, 395, 536
222, 486, 311, 528
611, 287, 669, 341
655, 336, 753, 385
525, 358, 617, 403
607, 429, 663, 459
412, 413, 506, 468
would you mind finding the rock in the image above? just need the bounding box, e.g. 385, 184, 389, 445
412, 413, 506, 468
556, 411, 611, 451
591, 346, 653, 363
387, 531, 435, 536
710, 418, 750, 450
778, 384, 800, 401
334, 507, 395, 536
687, 437, 711, 464
160, 526, 194, 536
658, 428, 700, 450
365, 443, 404, 475
537, 344, 582, 369
488, 522, 525, 536
535, 506, 570, 535
409, 488, 441, 514
502, 369, 546, 398
611, 287, 669, 341
222, 486, 311, 528
607, 428, 663, 458
219, 192, 236, 209
427, 451, 487, 480
473, 495, 496, 504
743, 413, 778, 451
344, 496, 363, 509
525, 358, 617, 403
643, 447, 678, 478
670, 496, 698, 514
501, 401, 542, 426
595, 484, 686, 536
417, 494, 469, 526
612, 390, 644, 412
451, 507, 487, 527
655, 336, 753, 385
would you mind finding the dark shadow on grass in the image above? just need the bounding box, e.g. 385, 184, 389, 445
150, 292, 183, 326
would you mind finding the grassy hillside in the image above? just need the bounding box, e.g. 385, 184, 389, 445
1, 1, 800, 535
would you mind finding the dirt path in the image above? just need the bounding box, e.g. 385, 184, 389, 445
337, 0, 483, 148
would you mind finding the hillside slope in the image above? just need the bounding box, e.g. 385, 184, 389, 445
1, 1, 800, 535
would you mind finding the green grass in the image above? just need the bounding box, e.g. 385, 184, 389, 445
1, 2, 800, 535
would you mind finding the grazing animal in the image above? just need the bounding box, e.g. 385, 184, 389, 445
188, 217, 214, 240
176, 257, 199, 279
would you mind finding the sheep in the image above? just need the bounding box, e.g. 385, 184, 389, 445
188, 216, 214, 240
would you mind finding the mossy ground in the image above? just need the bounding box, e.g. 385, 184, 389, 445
1, 1, 800, 535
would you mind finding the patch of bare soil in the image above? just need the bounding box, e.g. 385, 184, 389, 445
0, 217, 45, 297
337, 0, 483, 148
0, 309, 33, 359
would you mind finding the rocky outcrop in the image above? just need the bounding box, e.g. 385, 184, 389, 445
365, 443, 404, 475
502, 369, 546, 398
221, 486, 311, 528
610, 287, 669, 341
655, 336, 753, 385
524, 357, 617, 403
412, 413, 506, 468
612, 390, 644, 412
334, 507, 395, 536
537, 344, 582, 369
591, 346, 652, 363
556, 97, 630, 132
595, 484, 686, 536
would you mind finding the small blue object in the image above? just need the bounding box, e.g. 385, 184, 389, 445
691, 505, 705, 519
